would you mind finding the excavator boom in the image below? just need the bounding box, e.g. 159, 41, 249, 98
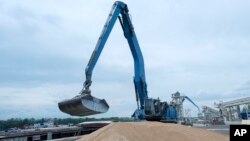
58, 1, 148, 117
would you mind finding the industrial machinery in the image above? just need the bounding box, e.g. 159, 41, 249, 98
171, 92, 200, 119
171, 92, 201, 125
215, 97, 250, 124
58, 1, 177, 121
202, 106, 224, 125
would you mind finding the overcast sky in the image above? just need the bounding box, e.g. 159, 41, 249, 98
0, 0, 250, 119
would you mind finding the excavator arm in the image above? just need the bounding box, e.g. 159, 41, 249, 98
83, 1, 148, 109
58, 1, 148, 117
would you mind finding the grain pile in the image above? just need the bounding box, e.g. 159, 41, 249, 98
78, 122, 228, 141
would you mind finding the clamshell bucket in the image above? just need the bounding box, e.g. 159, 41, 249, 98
58, 93, 109, 116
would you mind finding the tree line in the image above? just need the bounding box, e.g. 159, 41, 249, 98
0, 117, 133, 131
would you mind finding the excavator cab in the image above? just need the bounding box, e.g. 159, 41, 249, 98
58, 92, 109, 116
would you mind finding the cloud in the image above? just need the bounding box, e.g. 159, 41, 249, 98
0, 84, 68, 119
0, 82, 137, 119
0, 0, 250, 119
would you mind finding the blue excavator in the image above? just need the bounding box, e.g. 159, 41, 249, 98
58, 1, 177, 121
